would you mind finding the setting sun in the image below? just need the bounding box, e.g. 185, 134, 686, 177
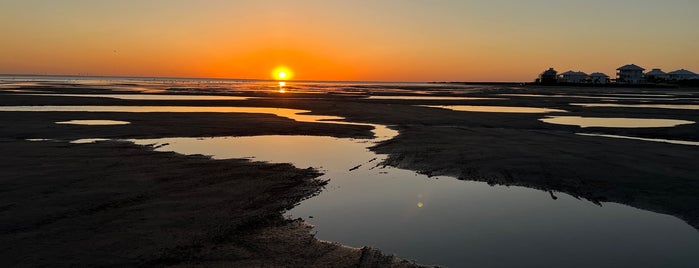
272, 66, 293, 80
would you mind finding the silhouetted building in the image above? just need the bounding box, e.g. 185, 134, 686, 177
589, 72, 610, 84
559, 71, 588, 83
644, 68, 667, 82
539, 68, 558, 84
616, 64, 645, 84
667, 69, 697, 81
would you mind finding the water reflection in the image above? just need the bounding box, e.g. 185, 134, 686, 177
541, 116, 694, 128
368, 96, 499, 100
577, 133, 699, 146
425, 105, 566, 113
0, 106, 344, 123
26, 138, 52, 142
129, 125, 698, 267
15, 93, 249, 100
572, 103, 699, 110
131, 134, 699, 267
501, 93, 689, 101
71, 138, 111, 144
55, 120, 130, 125
279, 81, 286, 93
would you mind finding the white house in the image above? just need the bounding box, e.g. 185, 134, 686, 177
559, 71, 588, 83
644, 68, 667, 82
667, 69, 697, 81
617, 64, 645, 84
589, 72, 610, 84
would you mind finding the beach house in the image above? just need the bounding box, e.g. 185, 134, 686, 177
616, 64, 645, 84
644, 69, 667, 82
667, 69, 697, 81
559, 71, 588, 83
589, 72, 610, 84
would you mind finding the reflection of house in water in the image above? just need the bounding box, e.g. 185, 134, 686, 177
539, 68, 558, 84
589, 72, 610, 84
644, 68, 667, 82
616, 64, 645, 84
559, 71, 588, 83
667, 69, 697, 81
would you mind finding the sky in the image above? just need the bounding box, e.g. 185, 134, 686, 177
1, 0, 697, 82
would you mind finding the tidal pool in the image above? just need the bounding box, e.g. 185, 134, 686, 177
16, 93, 249, 100
55, 120, 130, 125
26, 138, 52, 142
540, 116, 694, 128
500, 93, 686, 101
571, 103, 699, 110
130, 120, 699, 267
0, 106, 343, 123
367, 96, 498, 100
425, 105, 566, 113
71, 138, 111, 144
577, 133, 699, 146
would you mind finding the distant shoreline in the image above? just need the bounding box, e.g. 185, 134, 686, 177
0, 73, 524, 85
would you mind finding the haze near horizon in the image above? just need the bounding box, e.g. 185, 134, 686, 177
1, 0, 697, 82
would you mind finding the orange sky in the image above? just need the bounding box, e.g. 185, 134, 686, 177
1, 1, 698, 82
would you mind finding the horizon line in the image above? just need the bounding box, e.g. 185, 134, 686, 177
0, 73, 524, 84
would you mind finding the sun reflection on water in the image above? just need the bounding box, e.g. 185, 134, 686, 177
279, 81, 286, 93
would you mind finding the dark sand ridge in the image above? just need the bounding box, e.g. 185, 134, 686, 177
1, 84, 699, 266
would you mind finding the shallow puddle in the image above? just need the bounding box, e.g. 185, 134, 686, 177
0, 106, 344, 123
572, 103, 699, 110
541, 116, 694, 128
500, 93, 687, 101
56, 120, 130, 125
367, 96, 498, 100
71, 138, 111, 144
425, 105, 566, 113
130, 121, 699, 267
17, 93, 249, 100
26, 138, 52, 142
577, 133, 699, 146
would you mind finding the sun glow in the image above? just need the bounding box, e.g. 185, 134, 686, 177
272, 66, 293, 80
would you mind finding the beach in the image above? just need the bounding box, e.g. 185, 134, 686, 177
1, 78, 699, 267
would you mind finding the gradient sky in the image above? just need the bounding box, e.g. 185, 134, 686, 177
1, 0, 697, 81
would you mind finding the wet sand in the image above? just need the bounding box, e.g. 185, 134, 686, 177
1, 82, 699, 266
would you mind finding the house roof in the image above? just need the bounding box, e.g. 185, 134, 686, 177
589, 72, 609, 77
541, 68, 557, 75
645, 69, 666, 76
560, 71, 587, 76
617, 64, 645, 71
668, 69, 697, 75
